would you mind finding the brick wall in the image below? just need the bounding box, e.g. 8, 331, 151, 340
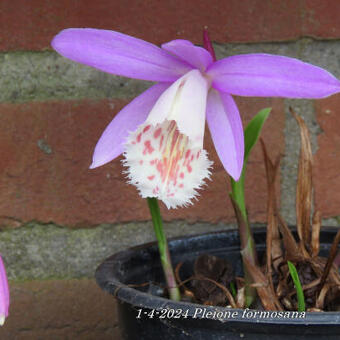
0, 1, 339, 338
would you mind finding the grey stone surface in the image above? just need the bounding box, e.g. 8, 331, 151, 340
322, 217, 340, 227
0, 221, 242, 281
0, 51, 149, 103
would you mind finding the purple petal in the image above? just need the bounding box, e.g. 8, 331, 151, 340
206, 90, 244, 180
52, 29, 192, 82
0, 255, 9, 321
207, 54, 340, 98
162, 39, 213, 71
90, 83, 169, 169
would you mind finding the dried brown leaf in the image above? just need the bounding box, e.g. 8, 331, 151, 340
260, 139, 283, 273
178, 276, 237, 308
175, 262, 183, 284
316, 283, 330, 310
302, 278, 321, 291
307, 307, 323, 312
309, 257, 326, 277
193, 276, 237, 308
311, 211, 321, 257
290, 107, 313, 248
236, 286, 246, 309
243, 257, 283, 311
277, 214, 304, 262
315, 284, 330, 309
282, 297, 294, 310
326, 266, 340, 286
319, 229, 340, 291
275, 279, 285, 299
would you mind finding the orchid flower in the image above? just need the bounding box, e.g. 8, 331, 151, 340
0, 255, 9, 326
52, 29, 340, 208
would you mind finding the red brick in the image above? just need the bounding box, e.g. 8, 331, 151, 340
303, 0, 340, 39
0, 97, 284, 227
0, 279, 119, 340
314, 94, 340, 218
0, 0, 303, 51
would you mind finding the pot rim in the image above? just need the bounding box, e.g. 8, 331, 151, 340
95, 227, 340, 325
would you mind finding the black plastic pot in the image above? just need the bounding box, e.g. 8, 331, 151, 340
95, 227, 340, 339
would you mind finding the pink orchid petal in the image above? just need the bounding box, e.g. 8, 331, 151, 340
207, 54, 340, 98
206, 90, 244, 181
90, 83, 169, 169
146, 70, 209, 149
52, 29, 192, 82
162, 39, 213, 71
0, 255, 9, 324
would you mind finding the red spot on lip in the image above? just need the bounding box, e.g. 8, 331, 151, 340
156, 158, 167, 182
143, 140, 155, 155
170, 129, 179, 154
139, 160, 143, 165
187, 165, 192, 173
154, 128, 162, 139
180, 172, 184, 179
136, 133, 142, 143
147, 175, 155, 181
185, 150, 191, 159
179, 183, 184, 188
143, 125, 151, 133
179, 80, 185, 89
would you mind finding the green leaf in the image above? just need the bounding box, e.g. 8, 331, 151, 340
230, 107, 271, 220
287, 260, 306, 312
244, 108, 271, 164
230, 281, 237, 298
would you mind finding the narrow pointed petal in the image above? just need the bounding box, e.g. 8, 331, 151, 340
162, 39, 213, 71
124, 120, 212, 208
206, 90, 244, 180
52, 29, 192, 82
0, 255, 9, 326
146, 70, 209, 149
207, 54, 340, 98
90, 83, 169, 169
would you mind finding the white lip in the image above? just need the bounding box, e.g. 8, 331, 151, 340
145, 69, 209, 150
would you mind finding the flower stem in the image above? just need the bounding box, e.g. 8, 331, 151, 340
147, 197, 181, 301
